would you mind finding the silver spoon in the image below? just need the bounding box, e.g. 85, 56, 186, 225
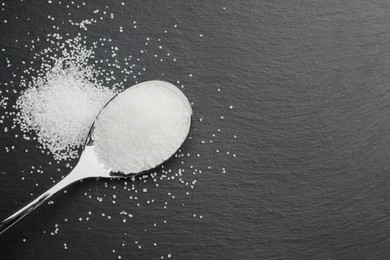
0, 80, 192, 235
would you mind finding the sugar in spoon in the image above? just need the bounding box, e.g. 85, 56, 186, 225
0, 80, 192, 235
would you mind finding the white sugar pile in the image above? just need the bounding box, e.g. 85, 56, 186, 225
15, 46, 116, 160
93, 80, 192, 174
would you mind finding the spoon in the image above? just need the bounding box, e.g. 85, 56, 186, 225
0, 80, 192, 235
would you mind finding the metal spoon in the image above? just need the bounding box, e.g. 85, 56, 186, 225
0, 80, 192, 235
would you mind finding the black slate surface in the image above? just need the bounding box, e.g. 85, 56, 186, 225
2, 0, 390, 259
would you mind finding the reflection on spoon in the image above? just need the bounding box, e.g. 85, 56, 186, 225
0, 80, 192, 235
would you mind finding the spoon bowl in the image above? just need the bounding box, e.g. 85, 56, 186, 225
0, 80, 192, 235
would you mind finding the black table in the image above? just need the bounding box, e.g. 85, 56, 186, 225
1, 1, 390, 259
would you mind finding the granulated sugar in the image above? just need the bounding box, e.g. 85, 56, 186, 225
15, 43, 116, 160
93, 80, 192, 174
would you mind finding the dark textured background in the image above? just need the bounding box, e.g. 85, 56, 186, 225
2, 0, 390, 259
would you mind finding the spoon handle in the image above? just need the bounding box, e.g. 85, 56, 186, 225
0, 169, 82, 235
